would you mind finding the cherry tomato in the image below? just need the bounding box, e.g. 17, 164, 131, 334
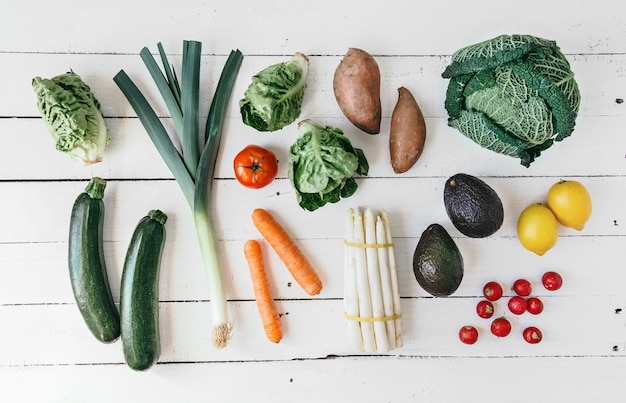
523, 326, 543, 344
507, 296, 527, 315
512, 278, 532, 296
542, 271, 563, 291
459, 325, 479, 344
483, 281, 503, 301
233, 145, 278, 189
490, 317, 511, 337
526, 297, 544, 315
476, 300, 495, 319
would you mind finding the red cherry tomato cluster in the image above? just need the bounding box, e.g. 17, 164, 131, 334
458, 271, 562, 345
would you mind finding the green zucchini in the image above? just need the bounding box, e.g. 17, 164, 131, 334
68, 177, 120, 343
120, 209, 167, 371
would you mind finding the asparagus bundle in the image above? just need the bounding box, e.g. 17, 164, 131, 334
344, 207, 402, 353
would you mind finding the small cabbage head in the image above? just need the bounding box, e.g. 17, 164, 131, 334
288, 120, 369, 211
32, 71, 111, 164
442, 34, 581, 167
240, 52, 309, 132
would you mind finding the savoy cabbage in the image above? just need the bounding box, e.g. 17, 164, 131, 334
442, 34, 580, 167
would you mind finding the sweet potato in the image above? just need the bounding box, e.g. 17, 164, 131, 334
389, 87, 426, 173
333, 48, 381, 134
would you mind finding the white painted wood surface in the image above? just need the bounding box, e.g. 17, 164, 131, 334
2, 1, 625, 401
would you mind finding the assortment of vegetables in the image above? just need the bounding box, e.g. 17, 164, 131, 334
442, 34, 581, 167
240, 52, 309, 132
32, 72, 111, 165
288, 120, 369, 211
113, 41, 243, 349
44, 33, 584, 357
344, 207, 402, 353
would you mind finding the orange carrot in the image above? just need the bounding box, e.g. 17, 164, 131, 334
244, 239, 282, 343
251, 208, 323, 296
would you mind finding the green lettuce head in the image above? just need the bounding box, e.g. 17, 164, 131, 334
288, 120, 369, 211
442, 34, 581, 167
32, 71, 111, 165
240, 52, 309, 132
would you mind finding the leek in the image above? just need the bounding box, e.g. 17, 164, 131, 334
114, 42, 243, 349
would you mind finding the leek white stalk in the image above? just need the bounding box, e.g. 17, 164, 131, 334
376, 215, 396, 349
114, 43, 243, 349
364, 207, 389, 353
382, 210, 403, 348
353, 207, 376, 352
344, 209, 364, 351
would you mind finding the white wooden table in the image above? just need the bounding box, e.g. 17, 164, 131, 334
2, 1, 625, 401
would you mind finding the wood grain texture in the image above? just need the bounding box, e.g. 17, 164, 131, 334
1, 0, 625, 401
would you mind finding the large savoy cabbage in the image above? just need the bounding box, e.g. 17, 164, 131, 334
442, 34, 580, 167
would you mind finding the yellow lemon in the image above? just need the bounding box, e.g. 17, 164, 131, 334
546, 180, 592, 231
517, 203, 559, 256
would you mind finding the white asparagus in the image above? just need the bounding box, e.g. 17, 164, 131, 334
353, 207, 376, 352
364, 207, 389, 353
376, 215, 396, 349
382, 210, 403, 348
344, 208, 364, 351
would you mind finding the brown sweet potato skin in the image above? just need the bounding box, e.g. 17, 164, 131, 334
389, 87, 426, 173
333, 48, 381, 134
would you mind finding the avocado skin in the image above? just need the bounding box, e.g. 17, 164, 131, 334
413, 223, 464, 297
444, 173, 504, 238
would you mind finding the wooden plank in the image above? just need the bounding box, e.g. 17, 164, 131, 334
2, 0, 624, 55
2, 356, 624, 402
1, 296, 624, 366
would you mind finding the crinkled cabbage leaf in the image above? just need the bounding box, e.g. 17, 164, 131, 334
288, 120, 369, 211
442, 34, 580, 167
240, 52, 309, 132
32, 71, 111, 165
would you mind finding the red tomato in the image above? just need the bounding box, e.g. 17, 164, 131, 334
483, 281, 503, 301
507, 296, 527, 315
459, 325, 479, 344
233, 145, 278, 189
526, 297, 544, 315
476, 300, 495, 319
523, 326, 543, 344
542, 271, 563, 291
512, 279, 532, 296
490, 317, 511, 337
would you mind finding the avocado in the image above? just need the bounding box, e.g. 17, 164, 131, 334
443, 173, 503, 238
413, 223, 464, 297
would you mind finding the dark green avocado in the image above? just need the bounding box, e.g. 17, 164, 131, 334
413, 223, 464, 297
443, 173, 504, 238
